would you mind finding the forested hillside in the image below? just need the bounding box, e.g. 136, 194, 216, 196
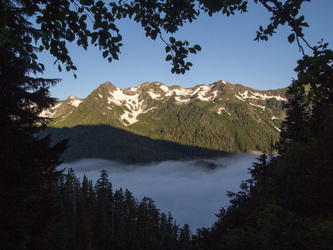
41, 125, 227, 163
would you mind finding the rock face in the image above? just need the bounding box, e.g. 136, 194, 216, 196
41, 80, 287, 157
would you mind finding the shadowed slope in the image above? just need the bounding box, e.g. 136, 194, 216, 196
41, 125, 229, 164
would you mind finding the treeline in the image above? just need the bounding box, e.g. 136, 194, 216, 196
52, 168, 193, 249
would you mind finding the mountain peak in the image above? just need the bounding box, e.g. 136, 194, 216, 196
43, 80, 287, 157
66, 96, 82, 107
98, 81, 118, 92
44, 80, 286, 127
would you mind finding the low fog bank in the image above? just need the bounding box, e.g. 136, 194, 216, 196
60, 154, 258, 230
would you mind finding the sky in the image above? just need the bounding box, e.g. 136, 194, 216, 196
60, 154, 257, 230
38, 1, 333, 100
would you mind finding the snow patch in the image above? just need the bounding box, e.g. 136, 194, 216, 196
217, 107, 231, 116
70, 99, 82, 107
196, 86, 211, 101
239, 91, 258, 100
159, 84, 217, 103
210, 90, 219, 101
273, 125, 281, 132
249, 102, 266, 109
120, 106, 154, 126
175, 96, 190, 104
39, 103, 63, 117
148, 91, 162, 100
173, 88, 193, 96
235, 95, 245, 101
130, 86, 138, 92
39, 110, 51, 118
108, 89, 140, 106
53, 103, 62, 109
108, 88, 155, 126
238, 90, 286, 101
159, 85, 169, 92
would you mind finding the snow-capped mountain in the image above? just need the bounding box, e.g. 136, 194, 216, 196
39, 95, 83, 119
41, 80, 287, 162
44, 80, 285, 126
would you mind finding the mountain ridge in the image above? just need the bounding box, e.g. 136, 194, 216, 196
41, 80, 286, 162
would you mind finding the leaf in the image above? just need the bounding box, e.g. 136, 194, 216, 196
194, 45, 201, 51
111, 51, 118, 60
166, 54, 172, 61
23, 35, 32, 43
189, 48, 196, 54
25, 44, 33, 53
288, 33, 295, 44
110, 23, 117, 31
151, 30, 157, 40
169, 37, 176, 44
31, 53, 38, 60
302, 22, 309, 27
175, 41, 182, 46
165, 46, 171, 53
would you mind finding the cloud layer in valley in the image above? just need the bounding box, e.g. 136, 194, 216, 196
60, 154, 258, 230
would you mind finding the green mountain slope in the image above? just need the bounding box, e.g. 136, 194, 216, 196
41, 80, 286, 162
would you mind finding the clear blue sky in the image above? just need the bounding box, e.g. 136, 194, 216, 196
38, 1, 333, 100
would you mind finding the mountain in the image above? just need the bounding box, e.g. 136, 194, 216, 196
41, 80, 286, 163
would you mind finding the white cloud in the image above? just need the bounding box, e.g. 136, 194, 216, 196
60, 154, 257, 230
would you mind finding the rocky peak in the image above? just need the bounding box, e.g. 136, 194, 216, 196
66, 96, 82, 107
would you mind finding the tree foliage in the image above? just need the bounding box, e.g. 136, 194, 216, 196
0, 0, 317, 75
278, 81, 309, 153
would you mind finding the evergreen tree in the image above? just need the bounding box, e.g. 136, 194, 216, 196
0, 52, 67, 247
122, 189, 138, 249
178, 224, 192, 249
77, 175, 94, 249
112, 188, 125, 247
94, 170, 113, 249
278, 82, 309, 153
51, 168, 80, 249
